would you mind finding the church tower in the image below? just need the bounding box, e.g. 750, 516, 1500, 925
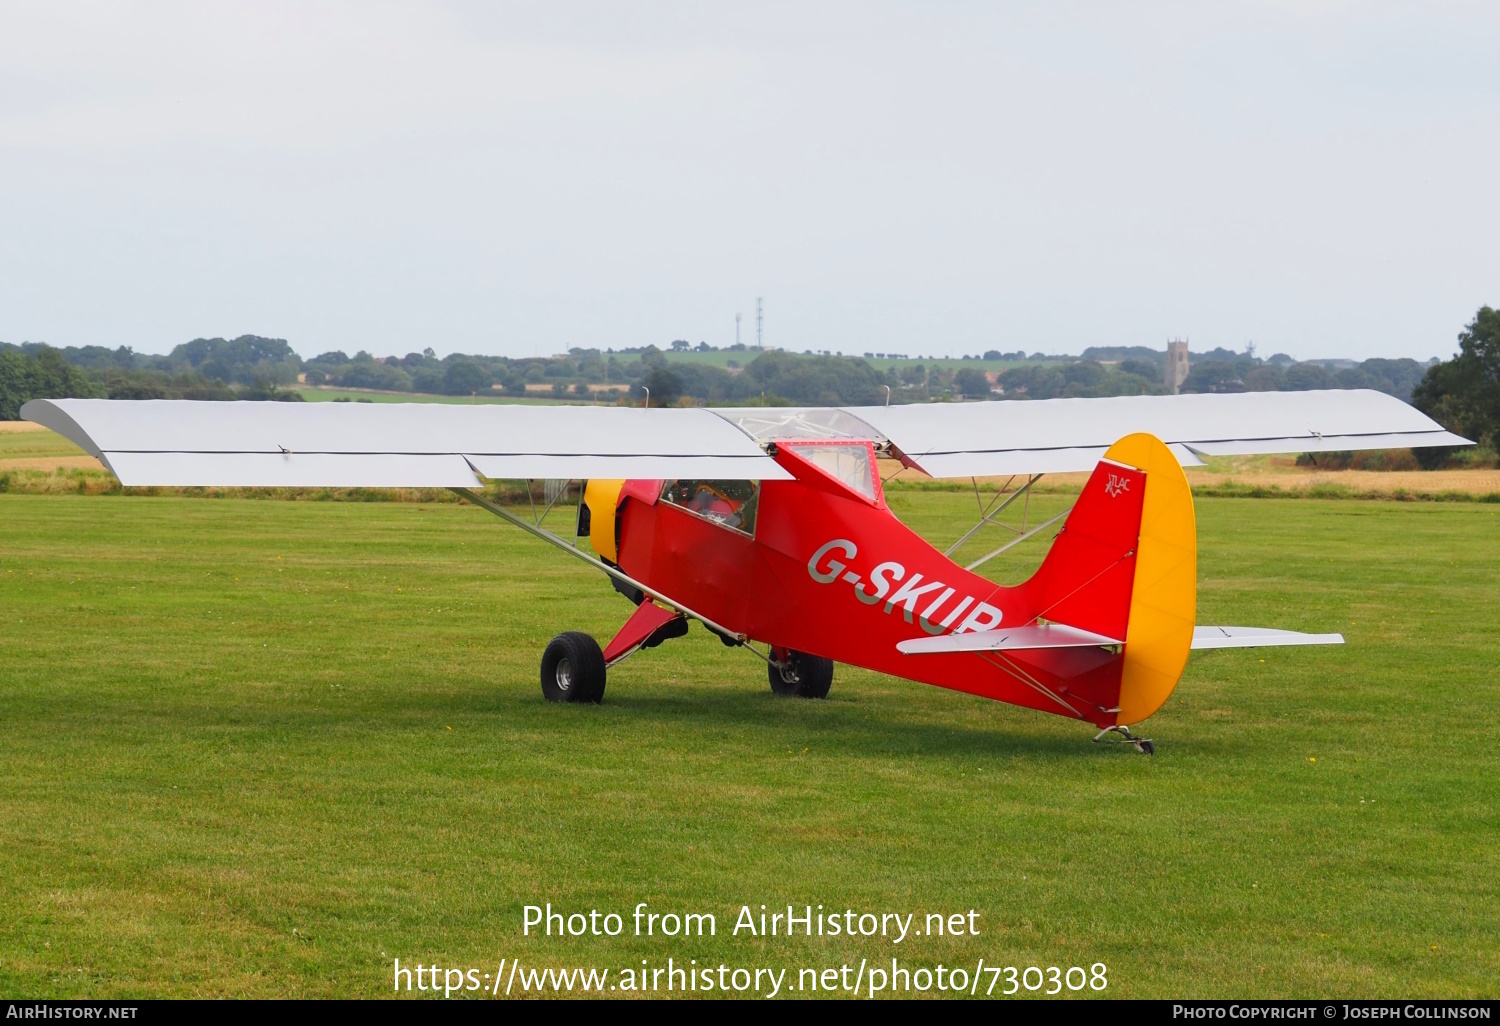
1165, 338, 1190, 394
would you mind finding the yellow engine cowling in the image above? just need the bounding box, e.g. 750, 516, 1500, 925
582, 479, 626, 562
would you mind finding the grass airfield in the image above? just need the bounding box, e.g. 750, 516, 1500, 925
0, 491, 1495, 998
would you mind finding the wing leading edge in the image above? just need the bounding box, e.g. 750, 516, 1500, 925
835, 390, 1469, 478
21, 399, 791, 487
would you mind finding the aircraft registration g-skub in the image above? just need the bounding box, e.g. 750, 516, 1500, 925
24, 389, 1469, 754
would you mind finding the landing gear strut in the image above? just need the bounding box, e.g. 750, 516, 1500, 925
1093, 724, 1155, 755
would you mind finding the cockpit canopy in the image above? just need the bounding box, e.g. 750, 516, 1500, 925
660, 479, 760, 535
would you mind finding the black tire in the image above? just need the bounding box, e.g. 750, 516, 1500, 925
1136, 739, 1155, 756
768, 650, 833, 699
541, 632, 606, 704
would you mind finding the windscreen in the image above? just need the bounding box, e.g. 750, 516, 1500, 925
783, 443, 876, 501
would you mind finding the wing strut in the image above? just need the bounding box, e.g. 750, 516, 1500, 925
935, 472, 1078, 573
944, 474, 1035, 556
964, 507, 1071, 571
451, 487, 748, 644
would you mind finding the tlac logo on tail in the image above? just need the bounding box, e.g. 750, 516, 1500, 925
1104, 473, 1131, 498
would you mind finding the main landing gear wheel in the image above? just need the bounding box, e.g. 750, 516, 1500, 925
541, 631, 606, 704
768, 649, 833, 699
1092, 724, 1154, 755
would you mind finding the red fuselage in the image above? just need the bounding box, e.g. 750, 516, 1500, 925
612, 442, 1144, 727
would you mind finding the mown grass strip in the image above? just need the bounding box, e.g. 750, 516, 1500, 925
0, 493, 1496, 997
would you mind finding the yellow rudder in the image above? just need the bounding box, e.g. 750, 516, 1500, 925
1104, 433, 1197, 726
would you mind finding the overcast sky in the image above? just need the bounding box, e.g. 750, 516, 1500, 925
2, 2, 1497, 361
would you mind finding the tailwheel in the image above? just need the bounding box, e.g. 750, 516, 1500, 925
768, 647, 833, 699
541, 631, 606, 704
1092, 724, 1155, 755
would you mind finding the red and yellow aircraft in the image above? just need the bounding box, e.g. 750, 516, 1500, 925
24, 390, 1468, 753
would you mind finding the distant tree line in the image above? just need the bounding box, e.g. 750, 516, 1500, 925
0, 335, 303, 416
991, 361, 1165, 399
0, 347, 98, 419
1179, 355, 1430, 401
299, 344, 1449, 407
6, 335, 301, 387
307, 345, 917, 405
2, 319, 1487, 433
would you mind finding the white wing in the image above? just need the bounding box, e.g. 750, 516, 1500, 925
833, 390, 1468, 477
24, 388, 1466, 487
21, 399, 790, 487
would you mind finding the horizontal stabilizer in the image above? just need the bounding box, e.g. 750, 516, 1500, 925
1191, 626, 1344, 650
897, 623, 1122, 655
900, 623, 1344, 655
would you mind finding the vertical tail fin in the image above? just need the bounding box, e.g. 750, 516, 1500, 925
1025, 433, 1197, 726
1025, 455, 1147, 642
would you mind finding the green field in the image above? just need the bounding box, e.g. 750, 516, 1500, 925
0, 492, 1495, 998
